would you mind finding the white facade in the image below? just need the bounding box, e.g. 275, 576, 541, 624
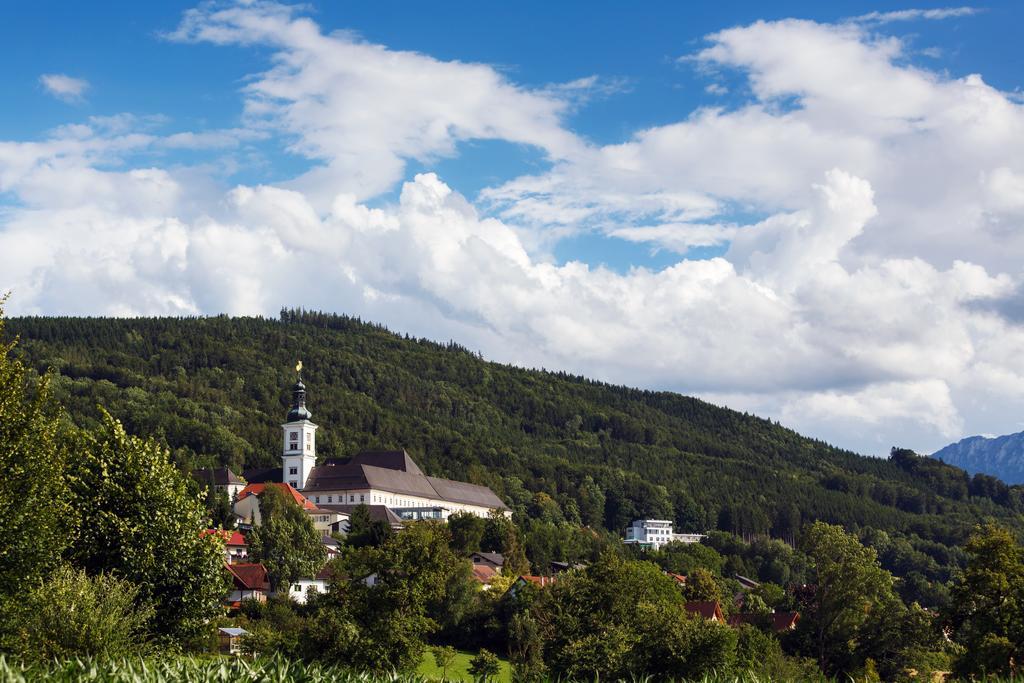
285, 577, 328, 604
307, 508, 348, 532
308, 488, 500, 518
623, 519, 705, 549
282, 419, 317, 490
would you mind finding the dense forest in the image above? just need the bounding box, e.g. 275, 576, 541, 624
7, 310, 1024, 604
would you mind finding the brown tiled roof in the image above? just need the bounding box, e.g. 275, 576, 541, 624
472, 565, 498, 583
351, 450, 425, 475
685, 601, 725, 622
227, 563, 269, 591
302, 451, 508, 511
427, 476, 507, 509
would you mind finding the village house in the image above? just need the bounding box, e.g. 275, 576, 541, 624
470, 551, 504, 571
233, 482, 317, 527
218, 627, 250, 655
226, 563, 270, 607
307, 506, 349, 532
685, 600, 726, 623
202, 529, 248, 563
285, 566, 334, 604
193, 467, 247, 500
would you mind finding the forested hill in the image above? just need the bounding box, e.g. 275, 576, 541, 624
7, 311, 1024, 566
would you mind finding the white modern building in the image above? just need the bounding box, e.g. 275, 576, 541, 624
623, 519, 705, 549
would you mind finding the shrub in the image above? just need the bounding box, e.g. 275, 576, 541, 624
2, 565, 153, 661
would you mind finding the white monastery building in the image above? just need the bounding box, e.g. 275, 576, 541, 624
242, 369, 509, 521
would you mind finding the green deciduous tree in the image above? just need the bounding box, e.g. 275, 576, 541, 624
248, 484, 327, 591
65, 412, 226, 643
306, 521, 468, 672
540, 554, 734, 680
0, 301, 74, 598
947, 523, 1024, 679
790, 521, 899, 676
345, 503, 393, 548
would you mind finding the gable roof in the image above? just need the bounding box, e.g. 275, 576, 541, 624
237, 482, 317, 510
471, 565, 499, 584
319, 503, 404, 526
241, 467, 283, 484
219, 627, 250, 637
351, 449, 425, 475
202, 529, 248, 547
193, 467, 245, 487
227, 563, 269, 591
685, 601, 725, 622
303, 453, 508, 511
471, 551, 505, 566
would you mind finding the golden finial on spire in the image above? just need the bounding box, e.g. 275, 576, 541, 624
296, 360, 303, 374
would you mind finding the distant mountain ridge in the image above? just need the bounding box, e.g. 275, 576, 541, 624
932, 431, 1024, 485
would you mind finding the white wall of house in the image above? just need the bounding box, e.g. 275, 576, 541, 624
227, 589, 266, 603
308, 510, 348, 532
624, 519, 676, 549
233, 495, 263, 526
283, 578, 328, 604
282, 419, 318, 490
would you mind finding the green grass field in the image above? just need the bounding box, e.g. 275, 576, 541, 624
417, 649, 512, 683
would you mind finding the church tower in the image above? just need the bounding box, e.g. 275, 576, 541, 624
282, 362, 318, 490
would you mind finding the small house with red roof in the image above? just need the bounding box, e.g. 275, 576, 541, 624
233, 482, 316, 526
685, 600, 726, 623
202, 529, 248, 563
226, 562, 270, 606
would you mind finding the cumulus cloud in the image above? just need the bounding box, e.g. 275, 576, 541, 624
39, 73, 89, 102
3, 3, 1024, 456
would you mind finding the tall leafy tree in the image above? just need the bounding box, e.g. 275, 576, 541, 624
306, 520, 468, 672
0, 300, 74, 597
248, 484, 327, 591
947, 523, 1024, 678
65, 412, 226, 643
790, 521, 898, 676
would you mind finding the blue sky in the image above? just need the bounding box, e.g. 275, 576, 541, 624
3, 2, 1024, 455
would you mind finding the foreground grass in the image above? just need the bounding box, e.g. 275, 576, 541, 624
4, 656, 1024, 683
417, 649, 512, 683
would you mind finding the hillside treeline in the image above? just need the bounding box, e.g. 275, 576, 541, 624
8, 310, 1024, 605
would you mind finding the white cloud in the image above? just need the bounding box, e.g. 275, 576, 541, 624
851, 7, 980, 25
39, 73, 89, 103
167, 0, 585, 207
3, 4, 1024, 457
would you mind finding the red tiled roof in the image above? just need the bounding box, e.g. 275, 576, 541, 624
667, 572, 687, 585
237, 482, 317, 510
685, 601, 725, 622
227, 563, 270, 591
472, 565, 498, 583
201, 529, 247, 546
